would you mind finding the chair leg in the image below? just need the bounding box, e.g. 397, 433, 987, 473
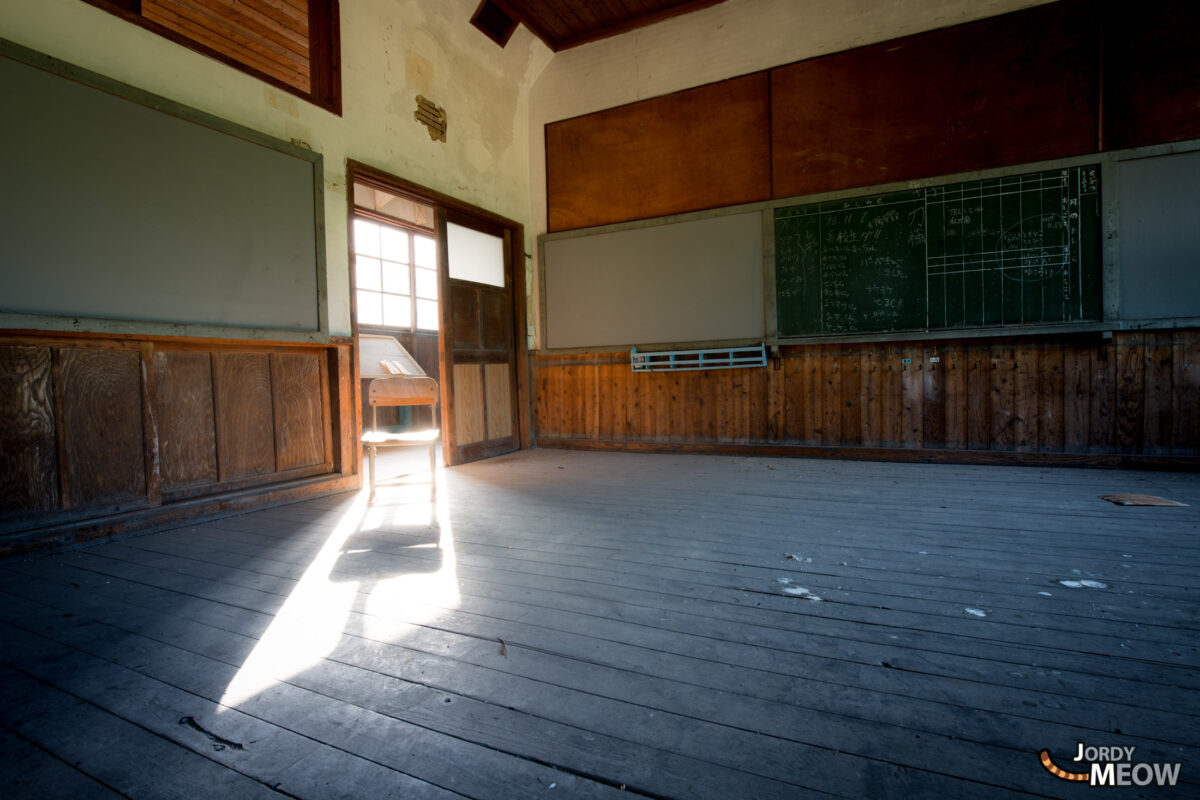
428, 441, 437, 499
367, 444, 377, 503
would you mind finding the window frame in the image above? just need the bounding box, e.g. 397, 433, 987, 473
79, 0, 342, 115
352, 211, 439, 336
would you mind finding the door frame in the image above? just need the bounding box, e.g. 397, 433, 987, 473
345, 160, 531, 468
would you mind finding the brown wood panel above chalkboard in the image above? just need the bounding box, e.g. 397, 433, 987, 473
769, 0, 1099, 199
546, 73, 771, 231
1102, 0, 1200, 150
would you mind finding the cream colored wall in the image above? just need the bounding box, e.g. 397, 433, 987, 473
0, 0, 551, 338
526, 0, 1054, 345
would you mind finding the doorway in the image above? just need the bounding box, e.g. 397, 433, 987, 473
347, 162, 528, 468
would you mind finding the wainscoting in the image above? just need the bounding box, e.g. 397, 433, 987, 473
534, 330, 1200, 466
0, 331, 356, 557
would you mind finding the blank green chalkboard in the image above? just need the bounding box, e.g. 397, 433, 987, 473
774, 165, 1101, 336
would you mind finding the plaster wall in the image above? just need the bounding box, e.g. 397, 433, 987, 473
0, 0, 552, 338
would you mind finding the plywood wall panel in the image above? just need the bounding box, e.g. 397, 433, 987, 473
153, 349, 218, 490
454, 363, 486, 446
0, 346, 59, 522
212, 353, 276, 480
272, 352, 327, 471
485, 363, 514, 440
770, 0, 1097, 199
546, 73, 771, 231
55, 347, 145, 509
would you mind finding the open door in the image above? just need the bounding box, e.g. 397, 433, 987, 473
437, 208, 520, 465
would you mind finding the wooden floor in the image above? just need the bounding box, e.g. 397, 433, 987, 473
1, 449, 1198, 799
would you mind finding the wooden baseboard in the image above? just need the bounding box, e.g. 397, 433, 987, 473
535, 438, 1200, 471
0, 473, 360, 562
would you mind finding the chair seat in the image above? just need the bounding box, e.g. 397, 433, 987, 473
362, 428, 440, 446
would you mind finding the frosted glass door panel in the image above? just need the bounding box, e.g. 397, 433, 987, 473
447, 222, 505, 287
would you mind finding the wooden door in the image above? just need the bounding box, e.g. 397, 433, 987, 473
437, 209, 519, 465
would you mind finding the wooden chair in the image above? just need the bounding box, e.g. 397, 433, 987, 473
359, 335, 440, 502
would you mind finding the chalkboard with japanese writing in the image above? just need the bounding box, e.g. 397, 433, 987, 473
774, 165, 1101, 337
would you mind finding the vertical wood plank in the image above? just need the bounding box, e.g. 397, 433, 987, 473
153, 350, 218, 491
783, 353, 804, 443
838, 346, 862, 447
212, 352, 276, 481
55, 347, 146, 509
1090, 339, 1116, 453
820, 348, 841, 446
748, 366, 769, 443
669, 369, 686, 443
272, 352, 327, 471
1173, 330, 1200, 456
1142, 330, 1174, 455
965, 343, 991, 450
588, 359, 601, 439
0, 346, 59, 522
860, 348, 883, 447
140, 343, 162, 506
989, 343, 1016, 451
331, 345, 356, 476
1115, 332, 1146, 454
1012, 342, 1038, 452
900, 348, 923, 449
802, 348, 822, 445
611, 357, 628, 442
653, 371, 671, 442
880, 346, 903, 447
943, 343, 967, 449
765, 351, 784, 443
922, 344, 946, 449
1063, 342, 1092, 453
1037, 343, 1065, 453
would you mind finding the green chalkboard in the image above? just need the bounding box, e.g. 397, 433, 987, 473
774, 165, 1102, 337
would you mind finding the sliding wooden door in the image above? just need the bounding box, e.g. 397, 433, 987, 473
437, 209, 519, 464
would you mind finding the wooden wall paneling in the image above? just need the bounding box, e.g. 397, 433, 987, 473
819, 349, 841, 446
668, 369, 685, 443
330, 345, 355, 475
988, 343, 1016, 451
596, 360, 614, 440
1090, 339, 1116, 453
152, 349, 218, 491
0, 346, 59, 523
941, 343, 966, 450
1142, 330, 1174, 456
1115, 332, 1146, 454
965, 343, 991, 450
1173, 330, 1200, 456
746, 365, 766, 443
1012, 342, 1038, 452
54, 347, 146, 510
678, 370, 699, 442
860, 348, 883, 447
271, 351, 328, 471
900, 352, 923, 449
139, 343, 163, 506
212, 352, 276, 481
453, 363, 486, 445
1102, 0, 1200, 150
880, 346, 903, 447
484, 363, 514, 440
781, 354, 801, 444
921, 344, 946, 448
770, 0, 1097, 198
837, 346, 862, 447
801, 349, 822, 445
653, 371, 671, 442
545, 73, 772, 230
1062, 341, 1092, 452
1037, 343, 1065, 453
765, 352, 784, 442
